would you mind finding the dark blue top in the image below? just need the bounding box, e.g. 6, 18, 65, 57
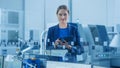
46, 23, 84, 55
59, 28, 68, 38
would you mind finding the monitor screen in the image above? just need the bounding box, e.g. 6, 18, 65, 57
96, 25, 109, 45
88, 25, 100, 45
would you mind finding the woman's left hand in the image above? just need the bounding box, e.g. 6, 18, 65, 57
62, 40, 71, 49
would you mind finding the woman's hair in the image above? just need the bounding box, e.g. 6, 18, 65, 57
56, 5, 69, 14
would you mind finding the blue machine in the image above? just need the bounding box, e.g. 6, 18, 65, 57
22, 54, 63, 68
23, 58, 46, 68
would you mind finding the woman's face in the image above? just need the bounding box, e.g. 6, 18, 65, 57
57, 9, 69, 24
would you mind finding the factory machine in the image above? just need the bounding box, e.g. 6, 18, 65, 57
109, 24, 120, 67
0, 41, 20, 56
83, 24, 120, 68
84, 25, 111, 67
0, 39, 41, 68
1, 23, 120, 68
72, 23, 112, 67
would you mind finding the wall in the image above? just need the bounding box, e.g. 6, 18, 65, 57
0, 0, 23, 10
72, 0, 107, 25
105, 0, 120, 28
72, 0, 120, 27
24, 0, 45, 40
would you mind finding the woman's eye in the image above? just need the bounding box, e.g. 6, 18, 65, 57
64, 14, 67, 16
59, 14, 62, 16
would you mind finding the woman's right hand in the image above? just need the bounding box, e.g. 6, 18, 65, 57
54, 39, 61, 48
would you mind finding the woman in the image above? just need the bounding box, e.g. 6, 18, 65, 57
46, 5, 84, 62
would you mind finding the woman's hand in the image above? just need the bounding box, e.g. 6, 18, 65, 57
54, 39, 72, 49
54, 39, 62, 48
62, 40, 72, 49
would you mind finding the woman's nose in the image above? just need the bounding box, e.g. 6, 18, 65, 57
61, 15, 65, 19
